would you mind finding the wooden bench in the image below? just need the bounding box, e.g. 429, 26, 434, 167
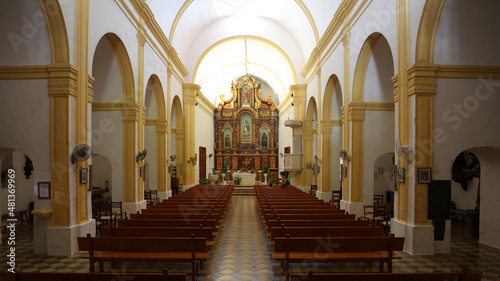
77, 234, 207, 281
269, 226, 384, 246
0, 269, 186, 281
274, 234, 404, 276
134, 212, 221, 223
266, 219, 369, 230
117, 218, 218, 232
290, 268, 482, 281
101, 226, 215, 247
265, 213, 356, 222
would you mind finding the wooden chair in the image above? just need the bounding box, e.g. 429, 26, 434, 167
330, 189, 342, 208
381, 203, 394, 235
310, 185, 317, 196
362, 205, 385, 226
373, 194, 384, 206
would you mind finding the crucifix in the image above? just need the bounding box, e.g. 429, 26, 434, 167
242, 157, 251, 170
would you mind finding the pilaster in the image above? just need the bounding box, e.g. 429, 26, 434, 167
348, 102, 365, 203
318, 120, 333, 195
182, 84, 199, 186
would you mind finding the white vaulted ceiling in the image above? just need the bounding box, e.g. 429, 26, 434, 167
147, 0, 342, 105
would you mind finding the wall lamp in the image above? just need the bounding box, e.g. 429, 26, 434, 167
188, 154, 197, 166
280, 153, 284, 158
340, 150, 350, 161
136, 149, 147, 162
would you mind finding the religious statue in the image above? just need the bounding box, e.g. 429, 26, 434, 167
243, 120, 250, 137
243, 88, 249, 103
262, 132, 268, 147
224, 134, 230, 149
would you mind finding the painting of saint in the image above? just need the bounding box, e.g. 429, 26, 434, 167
243, 120, 250, 137
224, 134, 231, 148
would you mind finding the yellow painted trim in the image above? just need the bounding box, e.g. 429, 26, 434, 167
192, 36, 297, 87
352, 33, 382, 102
92, 102, 139, 111
364, 102, 395, 111
277, 91, 293, 112
341, 30, 350, 201
436, 65, 500, 79
415, 0, 446, 63
127, 0, 188, 76
169, 0, 193, 43
0, 66, 49, 79
294, 0, 319, 44
76, 0, 90, 224
39, 0, 70, 63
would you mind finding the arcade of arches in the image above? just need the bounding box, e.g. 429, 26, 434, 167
1, 0, 500, 263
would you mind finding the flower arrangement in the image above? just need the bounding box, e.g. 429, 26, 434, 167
199, 178, 210, 185
234, 176, 242, 185
262, 165, 269, 174
269, 177, 278, 185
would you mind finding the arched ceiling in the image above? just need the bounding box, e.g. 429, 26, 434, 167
147, 0, 342, 106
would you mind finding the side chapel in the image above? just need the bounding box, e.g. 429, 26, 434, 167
214, 76, 279, 180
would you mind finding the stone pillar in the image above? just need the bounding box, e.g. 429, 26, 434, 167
183, 84, 199, 186
289, 84, 306, 187
345, 102, 365, 215
317, 120, 333, 202
157, 120, 168, 200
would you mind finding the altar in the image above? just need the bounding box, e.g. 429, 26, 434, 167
232, 172, 256, 186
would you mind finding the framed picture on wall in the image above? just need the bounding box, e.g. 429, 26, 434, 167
418, 167, 431, 183
398, 168, 405, 183
80, 168, 88, 184
38, 182, 51, 199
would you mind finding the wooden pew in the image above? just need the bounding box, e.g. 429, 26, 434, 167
265, 213, 356, 222
101, 226, 215, 247
290, 268, 483, 281
0, 269, 186, 281
274, 234, 404, 276
77, 234, 207, 281
117, 218, 218, 232
269, 226, 384, 246
266, 219, 369, 230
134, 212, 221, 223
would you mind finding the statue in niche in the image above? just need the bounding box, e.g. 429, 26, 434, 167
224, 134, 231, 149
243, 120, 250, 137
262, 132, 268, 148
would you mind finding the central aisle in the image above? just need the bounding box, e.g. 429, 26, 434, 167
199, 195, 281, 281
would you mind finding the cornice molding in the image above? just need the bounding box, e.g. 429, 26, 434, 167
0, 65, 50, 79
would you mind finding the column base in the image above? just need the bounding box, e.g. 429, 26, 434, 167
123, 201, 147, 217
158, 191, 171, 201
315, 191, 332, 203
295, 186, 309, 193
342, 201, 365, 218
391, 219, 435, 255
46, 220, 96, 256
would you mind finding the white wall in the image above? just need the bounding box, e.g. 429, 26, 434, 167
363, 111, 395, 204
434, 0, 500, 66
144, 126, 158, 190
1, 151, 35, 216
373, 153, 395, 204
0, 0, 51, 66
90, 154, 112, 199
278, 105, 294, 170
194, 105, 215, 182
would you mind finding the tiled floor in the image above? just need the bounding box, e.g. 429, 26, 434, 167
1, 195, 500, 280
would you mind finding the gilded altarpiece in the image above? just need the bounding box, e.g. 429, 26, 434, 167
215, 76, 279, 178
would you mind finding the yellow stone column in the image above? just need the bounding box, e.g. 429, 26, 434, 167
289, 84, 306, 187
75, 0, 90, 224
136, 29, 147, 202
174, 129, 184, 186
166, 68, 173, 195
341, 31, 351, 202
123, 103, 139, 203
348, 102, 365, 203
156, 120, 168, 196
47, 64, 78, 227
408, 64, 437, 225
318, 120, 333, 196
182, 84, 199, 186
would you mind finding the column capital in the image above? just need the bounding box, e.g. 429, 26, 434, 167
348, 102, 365, 121
87, 74, 95, 103
183, 83, 200, 105
407, 63, 438, 96
122, 102, 139, 122
392, 74, 399, 102
47, 63, 78, 97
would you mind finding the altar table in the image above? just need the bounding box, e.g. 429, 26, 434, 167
232, 172, 256, 186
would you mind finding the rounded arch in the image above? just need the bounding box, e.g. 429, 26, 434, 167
352, 32, 383, 102
145, 74, 166, 120
415, 0, 446, 63
305, 97, 318, 130
102, 33, 135, 103
171, 95, 184, 129
39, 0, 69, 63
322, 74, 342, 120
